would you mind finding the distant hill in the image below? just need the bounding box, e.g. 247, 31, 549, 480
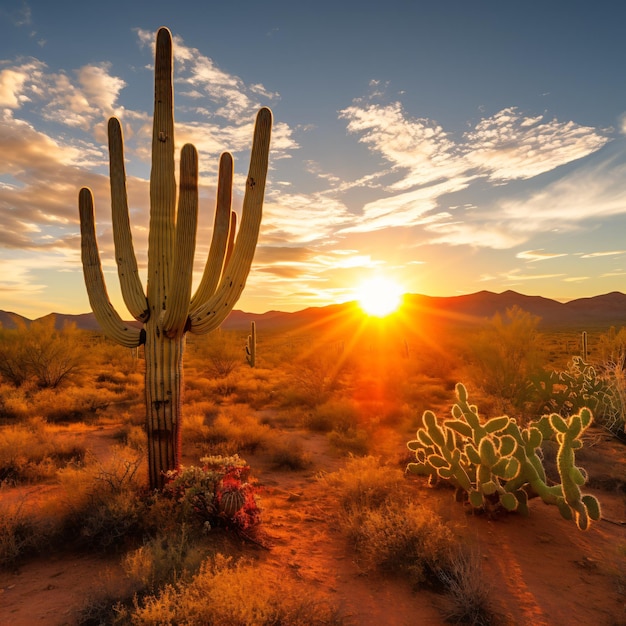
2, 290, 626, 333
0, 310, 31, 329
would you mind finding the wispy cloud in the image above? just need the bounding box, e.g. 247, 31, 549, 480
579, 250, 626, 258
517, 250, 568, 262
339, 97, 613, 246
464, 107, 609, 182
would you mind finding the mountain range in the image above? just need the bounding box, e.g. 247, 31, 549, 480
2, 290, 626, 333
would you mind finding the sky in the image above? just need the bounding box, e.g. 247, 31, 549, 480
3, 0, 626, 319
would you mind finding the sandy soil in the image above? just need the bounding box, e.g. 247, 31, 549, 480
0, 423, 624, 626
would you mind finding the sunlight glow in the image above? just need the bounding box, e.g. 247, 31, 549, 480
356, 276, 404, 317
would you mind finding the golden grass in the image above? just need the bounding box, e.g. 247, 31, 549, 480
124, 554, 342, 626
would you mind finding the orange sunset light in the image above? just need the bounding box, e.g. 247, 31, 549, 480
355, 276, 404, 317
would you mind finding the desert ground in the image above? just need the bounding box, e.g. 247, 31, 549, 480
0, 308, 625, 625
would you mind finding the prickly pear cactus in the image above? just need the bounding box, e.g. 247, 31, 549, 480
407, 383, 601, 530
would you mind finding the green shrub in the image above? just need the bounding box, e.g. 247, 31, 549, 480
468, 306, 544, 411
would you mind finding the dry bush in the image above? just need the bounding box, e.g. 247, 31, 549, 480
188, 330, 244, 379
265, 435, 312, 471
281, 349, 350, 408
346, 499, 455, 586
437, 547, 494, 626
114, 422, 148, 452
124, 553, 342, 625
198, 406, 274, 456
304, 398, 360, 433
0, 319, 87, 389
0, 500, 43, 567
327, 426, 371, 456
122, 525, 205, 594
30, 385, 120, 423
319, 455, 405, 511
55, 446, 147, 551
182, 376, 215, 404
182, 411, 212, 445
229, 368, 283, 409
0, 418, 85, 484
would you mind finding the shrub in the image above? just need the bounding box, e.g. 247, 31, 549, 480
437, 547, 494, 626
304, 398, 360, 433
123, 554, 342, 625
327, 426, 371, 456
319, 455, 405, 511
200, 407, 272, 455
57, 447, 147, 551
468, 306, 544, 411
190, 330, 243, 379
0, 318, 87, 389
265, 436, 311, 470
0, 500, 42, 567
345, 499, 455, 587
0, 419, 85, 484
122, 524, 205, 594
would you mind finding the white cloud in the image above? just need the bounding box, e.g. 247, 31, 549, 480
338, 99, 613, 247
465, 107, 610, 181
0, 68, 29, 107
517, 250, 568, 262
340, 101, 467, 190
579, 250, 626, 258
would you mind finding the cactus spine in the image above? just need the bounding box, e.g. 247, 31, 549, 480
78, 28, 272, 488
245, 321, 256, 367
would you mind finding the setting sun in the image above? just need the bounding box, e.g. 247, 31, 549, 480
356, 276, 404, 317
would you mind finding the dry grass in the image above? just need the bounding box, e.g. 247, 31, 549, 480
122, 554, 343, 626
0, 418, 86, 484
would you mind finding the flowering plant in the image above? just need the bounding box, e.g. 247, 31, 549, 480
162, 455, 260, 532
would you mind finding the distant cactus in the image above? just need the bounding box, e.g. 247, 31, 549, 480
245, 321, 256, 367
78, 28, 271, 488
582, 330, 588, 361
407, 383, 601, 530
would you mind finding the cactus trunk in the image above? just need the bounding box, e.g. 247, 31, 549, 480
78, 27, 271, 489
144, 328, 184, 487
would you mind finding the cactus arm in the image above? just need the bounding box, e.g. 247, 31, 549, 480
225, 210, 237, 269
108, 117, 149, 322
189, 152, 233, 309
189, 107, 272, 335
162, 144, 199, 338
78, 187, 143, 348
147, 26, 177, 314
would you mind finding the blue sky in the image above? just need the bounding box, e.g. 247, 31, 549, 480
2, 0, 626, 318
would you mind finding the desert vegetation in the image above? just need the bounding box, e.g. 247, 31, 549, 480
0, 305, 625, 625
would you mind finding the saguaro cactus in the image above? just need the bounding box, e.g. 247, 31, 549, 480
78, 27, 272, 488
245, 321, 256, 367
